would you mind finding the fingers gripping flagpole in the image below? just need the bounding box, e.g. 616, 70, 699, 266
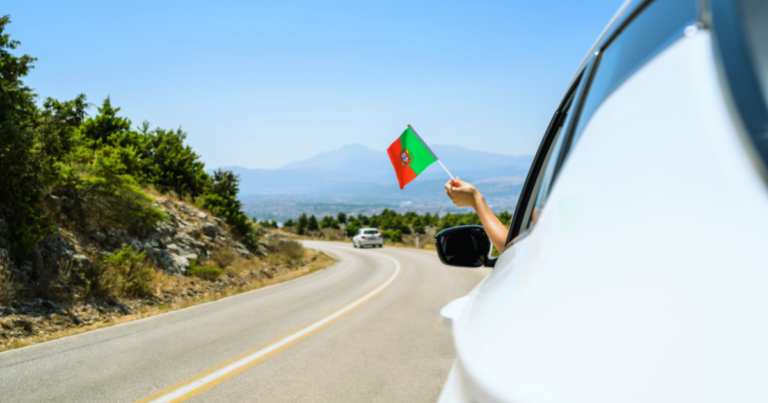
407, 124, 455, 181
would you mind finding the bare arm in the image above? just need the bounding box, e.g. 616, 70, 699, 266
444, 178, 508, 252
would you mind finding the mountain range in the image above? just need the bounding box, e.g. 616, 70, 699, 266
219, 144, 533, 221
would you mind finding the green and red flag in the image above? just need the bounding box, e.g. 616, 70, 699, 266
388, 125, 450, 189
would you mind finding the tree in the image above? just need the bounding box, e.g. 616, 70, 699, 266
307, 215, 319, 231
297, 213, 308, 234
141, 127, 208, 198
345, 221, 361, 237
201, 169, 257, 250
337, 211, 347, 224
283, 219, 295, 227
0, 16, 89, 259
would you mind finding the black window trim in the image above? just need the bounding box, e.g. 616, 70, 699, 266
506, 69, 587, 245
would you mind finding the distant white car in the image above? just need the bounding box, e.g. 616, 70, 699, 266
352, 228, 383, 248
436, 0, 768, 402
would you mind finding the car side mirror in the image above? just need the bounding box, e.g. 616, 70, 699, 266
434, 225, 496, 268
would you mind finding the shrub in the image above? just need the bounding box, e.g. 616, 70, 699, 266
84, 246, 154, 297
274, 239, 304, 264
187, 259, 223, 281
209, 246, 235, 269
390, 229, 402, 243
62, 148, 165, 234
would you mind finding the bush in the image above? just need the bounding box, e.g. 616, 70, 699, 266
61, 147, 166, 234
381, 229, 402, 243
187, 259, 223, 281
84, 246, 154, 297
273, 239, 304, 264
209, 246, 235, 269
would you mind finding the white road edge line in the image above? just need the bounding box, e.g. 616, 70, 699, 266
149, 252, 401, 403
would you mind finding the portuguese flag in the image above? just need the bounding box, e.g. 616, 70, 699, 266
387, 125, 439, 189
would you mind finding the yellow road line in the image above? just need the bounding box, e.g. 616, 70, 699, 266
135, 253, 402, 403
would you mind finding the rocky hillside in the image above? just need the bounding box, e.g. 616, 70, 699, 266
0, 196, 333, 351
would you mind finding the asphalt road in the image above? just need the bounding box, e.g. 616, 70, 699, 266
0, 241, 488, 402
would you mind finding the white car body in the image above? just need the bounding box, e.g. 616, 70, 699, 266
352, 228, 383, 248
439, 0, 768, 401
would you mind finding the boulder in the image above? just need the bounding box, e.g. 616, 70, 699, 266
146, 248, 189, 274
197, 212, 208, 220
201, 223, 218, 238
94, 232, 106, 244
130, 239, 144, 251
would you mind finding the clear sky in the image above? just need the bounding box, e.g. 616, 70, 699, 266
6, 0, 622, 169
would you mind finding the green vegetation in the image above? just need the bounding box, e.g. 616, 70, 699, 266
187, 259, 224, 281
285, 208, 513, 245
0, 16, 260, 269
84, 246, 154, 297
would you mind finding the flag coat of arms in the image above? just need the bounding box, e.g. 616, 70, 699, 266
387, 126, 438, 189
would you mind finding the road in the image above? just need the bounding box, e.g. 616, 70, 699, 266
0, 241, 489, 402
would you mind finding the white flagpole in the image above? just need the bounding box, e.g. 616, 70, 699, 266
438, 160, 455, 181
408, 124, 455, 181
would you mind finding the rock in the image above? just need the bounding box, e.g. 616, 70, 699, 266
201, 223, 218, 238
143, 240, 159, 251
197, 212, 208, 220
188, 228, 200, 238
213, 217, 223, 224
0, 248, 8, 260
72, 254, 91, 267
147, 248, 189, 274
41, 300, 55, 310
94, 232, 106, 243
130, 238, 143, 251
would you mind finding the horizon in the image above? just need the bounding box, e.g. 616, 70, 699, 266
218, 142, 534, 172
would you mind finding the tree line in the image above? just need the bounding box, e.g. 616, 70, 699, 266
281, 209, 512, 242
0, 16, 257, 263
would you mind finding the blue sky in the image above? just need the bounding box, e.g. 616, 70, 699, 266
6, 0, 622, 169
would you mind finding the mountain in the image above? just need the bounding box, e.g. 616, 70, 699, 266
218, 144, 533, 220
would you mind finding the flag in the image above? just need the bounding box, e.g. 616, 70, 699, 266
387, 126, 438, 189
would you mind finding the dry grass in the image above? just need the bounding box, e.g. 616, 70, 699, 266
1, 248, 335, 352
0, 255, 18, 305
209, 246, 236, 269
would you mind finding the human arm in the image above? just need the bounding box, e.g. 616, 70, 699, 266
444, 177, 508, 253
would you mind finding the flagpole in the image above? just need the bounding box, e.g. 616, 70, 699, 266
438, 160, 455, 181
408, 124, 456, 181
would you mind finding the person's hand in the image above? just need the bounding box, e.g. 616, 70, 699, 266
444, 177, 481, 208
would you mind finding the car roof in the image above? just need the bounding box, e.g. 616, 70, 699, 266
361, 228, 379, 231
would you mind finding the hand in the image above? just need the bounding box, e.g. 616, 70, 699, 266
444, 177, 480, 208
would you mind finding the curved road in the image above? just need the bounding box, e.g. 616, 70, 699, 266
0, 241, 488, 402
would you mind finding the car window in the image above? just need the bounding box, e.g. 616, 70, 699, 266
568, 0, 698, 147
364, 230, 378, 235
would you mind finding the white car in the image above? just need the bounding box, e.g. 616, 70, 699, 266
352, 228, 383, 248
435, 0, 768, 402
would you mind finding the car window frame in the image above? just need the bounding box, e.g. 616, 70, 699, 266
506, 0, 702, 247
506, 68, 588, 245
